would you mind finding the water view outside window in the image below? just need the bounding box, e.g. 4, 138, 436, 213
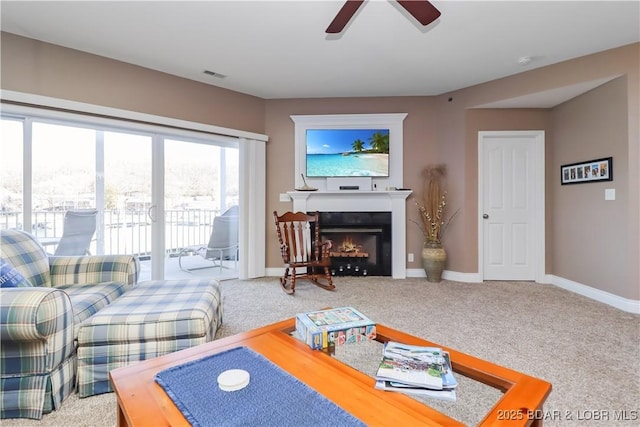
164, 139, 239, 267
0, 117, 239, 280
32, 123, 96, 244
104, 131, 152, 257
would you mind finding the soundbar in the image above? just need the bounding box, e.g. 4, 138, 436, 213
339, 185, 360, 190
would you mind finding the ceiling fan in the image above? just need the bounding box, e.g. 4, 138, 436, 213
326, 0, 441, 34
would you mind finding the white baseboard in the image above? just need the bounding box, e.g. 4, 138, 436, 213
406, 268, 482, 282
264, 267, 639, 314
265, 268, 285, 277
548, 275, 640, 314
410, 269, 639, 313
267, 267, 481, 282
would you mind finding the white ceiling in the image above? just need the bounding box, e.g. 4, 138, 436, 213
1, 1, 639, 103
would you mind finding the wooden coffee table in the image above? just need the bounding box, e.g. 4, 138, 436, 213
110, 317, 551, 426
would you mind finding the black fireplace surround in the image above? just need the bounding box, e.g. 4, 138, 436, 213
312, 211, 392, 277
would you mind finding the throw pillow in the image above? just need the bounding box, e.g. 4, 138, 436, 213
0, 259, 33, 288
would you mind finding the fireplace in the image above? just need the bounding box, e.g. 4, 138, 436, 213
316, 212, 391, 277
288, 190, 411, 278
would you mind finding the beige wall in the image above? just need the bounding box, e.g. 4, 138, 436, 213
2, 32, 638, 301
265, 97, 439, 269
551, 77, 630, 297
265, 44, 638, 300
432, 43, 638, 300
0, 32, 266, 133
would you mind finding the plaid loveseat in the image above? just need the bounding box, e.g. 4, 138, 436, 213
0, 229, 139, 420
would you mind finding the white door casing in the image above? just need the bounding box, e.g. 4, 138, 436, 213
478, 131, 545, 281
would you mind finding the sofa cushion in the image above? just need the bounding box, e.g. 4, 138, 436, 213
0, 259, 33, 288
56, 282, 129, 339
77, 280, 221, 345
0, 230, 51, 287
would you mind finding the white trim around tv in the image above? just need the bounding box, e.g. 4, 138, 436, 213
290, 113, 407, 191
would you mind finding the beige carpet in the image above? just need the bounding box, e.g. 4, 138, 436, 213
3, 277, 639, 426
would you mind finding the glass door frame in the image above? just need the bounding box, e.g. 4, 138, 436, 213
150, 134, 164, 279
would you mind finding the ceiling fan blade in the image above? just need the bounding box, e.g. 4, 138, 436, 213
396, 0, 441, 26
326, 0, 365, 34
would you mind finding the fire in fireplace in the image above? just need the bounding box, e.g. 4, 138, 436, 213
315, 212, 391, 276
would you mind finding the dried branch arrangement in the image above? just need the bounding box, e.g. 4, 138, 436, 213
415, 164, 459, 244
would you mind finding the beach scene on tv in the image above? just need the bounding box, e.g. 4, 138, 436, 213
306, 129, 390, 177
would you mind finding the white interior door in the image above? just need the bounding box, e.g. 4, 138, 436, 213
479, 131, 545, 281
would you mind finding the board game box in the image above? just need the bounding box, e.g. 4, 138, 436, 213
295, 307, 376, 350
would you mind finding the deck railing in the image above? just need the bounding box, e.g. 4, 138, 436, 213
0, 209, 220, 257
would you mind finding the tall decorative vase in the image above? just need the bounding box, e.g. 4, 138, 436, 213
422, 241, 446, 282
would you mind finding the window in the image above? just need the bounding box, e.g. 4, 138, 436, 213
1, 109, 241, 279
1, 97, 267, 280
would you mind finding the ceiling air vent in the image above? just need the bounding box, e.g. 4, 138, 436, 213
203, 70, 226, 78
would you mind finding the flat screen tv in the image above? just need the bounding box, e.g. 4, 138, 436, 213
305, 129, 390, 177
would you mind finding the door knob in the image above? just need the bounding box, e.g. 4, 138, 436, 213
483, 214, 489, 219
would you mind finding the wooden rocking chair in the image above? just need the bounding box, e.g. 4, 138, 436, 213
273, 211, 335, 294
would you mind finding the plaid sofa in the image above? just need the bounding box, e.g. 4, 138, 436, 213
0, 229, 139, 420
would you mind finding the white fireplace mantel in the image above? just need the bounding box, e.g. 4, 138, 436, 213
287, 190, 412, 279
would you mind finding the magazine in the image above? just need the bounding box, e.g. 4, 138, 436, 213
375, 341, 446, 390
374, 380, 457, 402
441, 351, 457, 389
387, 351, 457, 390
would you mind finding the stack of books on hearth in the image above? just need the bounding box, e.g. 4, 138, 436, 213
374, 341, 458, 401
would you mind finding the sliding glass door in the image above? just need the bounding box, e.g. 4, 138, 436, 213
1, 114, 241, 281
163, 139, 239, 279
31, 122, 97, 252
103, 131, 153, 265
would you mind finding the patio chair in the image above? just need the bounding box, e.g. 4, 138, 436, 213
272, 211, 334, 294
178, 206, 239, 273
53, 209, 98, 256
